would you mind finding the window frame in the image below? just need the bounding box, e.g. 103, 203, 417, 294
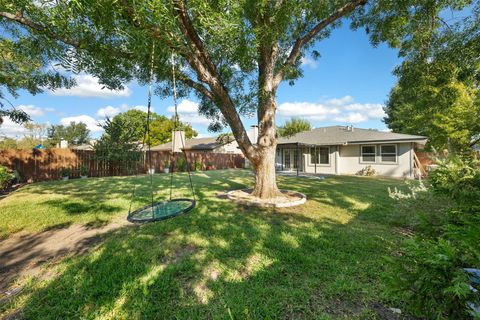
380, 144, 398, 164
360, 145, 376, 163
310, 146, 330, 166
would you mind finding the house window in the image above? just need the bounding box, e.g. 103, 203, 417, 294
361, 145, 376, 163
310, 147, 329, 165
380, 144, 397, 163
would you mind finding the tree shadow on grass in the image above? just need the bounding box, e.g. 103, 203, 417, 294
42, 199, 122, 215
10, 174, 410, 319
22, 170, 252, 206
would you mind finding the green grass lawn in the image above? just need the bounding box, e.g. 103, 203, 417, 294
1, 169, 411, 319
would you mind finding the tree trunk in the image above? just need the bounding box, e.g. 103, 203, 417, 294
251, 144, 280, 199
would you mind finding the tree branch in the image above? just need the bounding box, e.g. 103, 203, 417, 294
172, 0, 218, 77
176, 73, 214, 100
172, 0, 257, 158
273, 0, 367, 86
0, 11, 80, 48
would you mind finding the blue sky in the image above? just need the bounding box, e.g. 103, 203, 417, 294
1, 21, 401, 139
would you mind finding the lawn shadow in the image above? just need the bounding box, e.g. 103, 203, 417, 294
42, 199, 121, 215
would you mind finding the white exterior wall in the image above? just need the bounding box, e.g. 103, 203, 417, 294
337, 142, 413, 178
213, 141, 242, 154
275, 142, 415, 178
302, 146, 338, 175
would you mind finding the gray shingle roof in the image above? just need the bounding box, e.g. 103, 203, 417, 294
151, 137, 222, 151
277, 126, 427, 146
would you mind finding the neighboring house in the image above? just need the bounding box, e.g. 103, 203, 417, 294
276, 125, 427, 178
151, 136, 242, 154
70, 140, 97, 151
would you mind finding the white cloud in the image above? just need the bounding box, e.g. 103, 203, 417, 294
0, 118, 28, 138
343, 103, 385, 119
300, 56, 318, 69
277, 96, 386, 124
60, 115, 103, 132
196, 133, 213, 138
167, 99, 198, 114
96, 106, 121, 118
133, 105, 151, 113
325, 96, 354, 106
50, 75, 131, 98
167, 99, 210, 125
334, 113, 368, 123
277, 102, 340, 120
17, 105, 55, 117
96, 104, 151, 119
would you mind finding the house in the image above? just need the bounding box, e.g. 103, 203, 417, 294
151, 136, 242, 154
276, 126, 427, 178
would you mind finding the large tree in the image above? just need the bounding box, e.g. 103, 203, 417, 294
0, 0, 474, 198
47, 121, 90, 147
384, 7, 480, 153
94, 118, 142, 174
278, 118, 312, 138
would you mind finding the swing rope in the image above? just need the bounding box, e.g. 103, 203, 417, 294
127, 46, 196, 223
128, 42, 156, 217
169, 52, 196, 202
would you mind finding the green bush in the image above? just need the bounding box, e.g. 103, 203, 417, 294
385, 217, 480, 319
194, 161, 202, 171
0, 165, 14, 190
176, 158, 187, 172
429, 155, 480, 202
79, 165, 89, 176
385, 156, 480, 319
59, 167, 72, 178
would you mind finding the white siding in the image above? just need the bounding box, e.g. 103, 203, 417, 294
337, 143, 413, 178
276, 142, 414, 178
302, 146, 337, 175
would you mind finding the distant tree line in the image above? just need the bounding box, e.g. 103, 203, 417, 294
0, 109, 197, 151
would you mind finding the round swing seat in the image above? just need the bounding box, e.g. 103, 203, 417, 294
127, 198, 196, 223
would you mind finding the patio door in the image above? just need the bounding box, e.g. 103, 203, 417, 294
283, 149, 299, 171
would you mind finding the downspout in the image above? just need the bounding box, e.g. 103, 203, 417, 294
335, 145, 339, 175
281, 147, 284, 171
410, 142, 413, 178
314, 145, 317, 174
296, 143, 300, 177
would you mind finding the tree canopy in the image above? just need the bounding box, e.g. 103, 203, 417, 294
47, 121, 90, 147
278, 118, 312, 138
94, 117, 142, 174
110, 109, 197, 146
0, 27, 74, 124
384, 3, 480, 153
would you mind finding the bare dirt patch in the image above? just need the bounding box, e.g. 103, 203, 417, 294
226, 189, 306, 208
0, 217, 130, 294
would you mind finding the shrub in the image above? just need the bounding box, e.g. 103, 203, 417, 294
79, 165, 89, 176
356, 165, 376, 176
385, 236, 478, 319
176, 158, 187, 172
194, 161, 202, 171
59, 167, 72, 178
385, 156, 480, 319
0, 165, 14, 190
429, 155, 480, 203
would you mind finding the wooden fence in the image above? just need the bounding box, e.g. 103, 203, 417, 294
0, 148, 245, 182
415, 150, 480, 170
